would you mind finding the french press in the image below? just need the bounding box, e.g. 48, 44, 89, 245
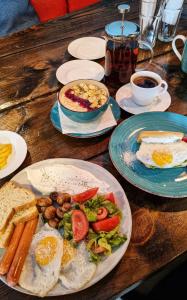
104, 4, 153, 88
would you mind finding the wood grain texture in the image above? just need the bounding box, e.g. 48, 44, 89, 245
0, 0, 187, 299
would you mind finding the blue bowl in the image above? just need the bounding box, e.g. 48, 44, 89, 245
58, 80, 109, 123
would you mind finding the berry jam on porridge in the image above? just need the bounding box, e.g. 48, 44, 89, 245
60, 82, 108, 112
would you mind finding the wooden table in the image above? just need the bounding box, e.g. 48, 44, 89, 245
0, 0, 187, 299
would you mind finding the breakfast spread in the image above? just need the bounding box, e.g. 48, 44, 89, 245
0, 143, 12, 170
136, 131, 187, 168
60, 82, 108, 112
0, 174, 127, 297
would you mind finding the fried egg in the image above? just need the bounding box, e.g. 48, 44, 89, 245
19, 225, 63, 297
59, 242, 96, 290
136, 141, 187, 168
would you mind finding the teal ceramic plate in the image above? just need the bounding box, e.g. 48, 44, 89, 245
109, 112, 187, 198
50, 97, 121, 138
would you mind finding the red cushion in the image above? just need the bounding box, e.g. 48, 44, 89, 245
68, 0, 101, 13
30, 0, 67, 22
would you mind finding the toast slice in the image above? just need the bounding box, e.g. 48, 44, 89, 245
0, 206, 38, 248
0, 222, 14, 248
0, 181, 36, 232
137, 131, 184, 143
13, 206, 38, 225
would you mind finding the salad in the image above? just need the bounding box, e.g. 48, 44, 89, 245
36, 188, 127, 263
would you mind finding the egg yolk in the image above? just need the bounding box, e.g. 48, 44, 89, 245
35, 236, 57, 266
152, 150, 173, 167
61, 239, 76, 266
0, 144, 12, 170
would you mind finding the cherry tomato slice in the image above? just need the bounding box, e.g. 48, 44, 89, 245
93, 246, 105, 254
97, 207, 108, 220
72, 187, 99, 203
92, 215, 120, 232
104, 192, 116, 203
182, 137, 187, 143
72, 210, 89, 242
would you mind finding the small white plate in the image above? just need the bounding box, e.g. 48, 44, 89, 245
116, 83, 171, 115
56, 60, 105, 85
68, 37, 106, 60
0, 131, 27, 179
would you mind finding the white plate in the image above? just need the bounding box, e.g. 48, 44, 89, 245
0, 131, 27, 179
68, 37, 106, 60
116, 83, 171, 115
56, 60, 105, 85
0, 158, 132, 296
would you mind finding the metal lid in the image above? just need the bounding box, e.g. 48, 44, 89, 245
105, 20, 140, 38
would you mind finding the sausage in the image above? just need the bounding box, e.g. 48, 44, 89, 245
0, 223, 25, 275
48, 218, 59, 229
7, 218, 38, 286
36, 197, 52, 207
43, 206, 56, 219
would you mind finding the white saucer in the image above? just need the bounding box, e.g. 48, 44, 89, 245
116, 83, 171, 115
56, 60, 105, 85
68, 37, 106, 60
0, 131, 27, 179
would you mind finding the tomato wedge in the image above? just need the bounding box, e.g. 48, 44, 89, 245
72, 187, 99, 203
92, 215, 120, 232
97, 207, 108, 220
72, 210, 89, 242
182, 137, 187, 143
104, 192, 116, 204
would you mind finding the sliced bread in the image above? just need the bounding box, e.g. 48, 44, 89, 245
0, 206, 38, 248
13, 206, 38, 225
0, 222, 14, 248
0, 181, 36, 232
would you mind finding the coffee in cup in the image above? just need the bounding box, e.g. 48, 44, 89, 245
130, 71, 168, 106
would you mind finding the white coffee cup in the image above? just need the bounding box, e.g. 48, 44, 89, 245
130, 71, 168, 106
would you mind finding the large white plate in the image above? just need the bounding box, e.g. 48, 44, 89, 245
68, 37, 106, 60
0, 158, 132, 296
56, 60, 105, 85
0, 131, 27, 179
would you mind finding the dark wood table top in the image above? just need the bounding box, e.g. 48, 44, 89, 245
0, 0, 187, 299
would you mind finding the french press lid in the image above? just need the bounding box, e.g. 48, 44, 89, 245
105, 4, 140, 38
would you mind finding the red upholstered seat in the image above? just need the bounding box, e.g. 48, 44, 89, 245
30, 0, 67, 22
68, 0, 101, 13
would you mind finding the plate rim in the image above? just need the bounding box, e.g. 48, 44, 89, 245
50, 97, 121, 138
0, 158, 132, 296
56, 59, 105, 85
109, 111, 187, 198
0, 130, 27, 179
68, 37, 106, 60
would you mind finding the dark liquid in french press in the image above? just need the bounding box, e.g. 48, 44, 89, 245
105, 38, 139, 88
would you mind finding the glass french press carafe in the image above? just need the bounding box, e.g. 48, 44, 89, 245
104, 4, 153, 88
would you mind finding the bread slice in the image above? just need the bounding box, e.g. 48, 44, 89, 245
137, 131, 184, 144
13, 206, 38, 225
0, 181, 36, 232
0, 222, 14, 248
0, 206, 38, 248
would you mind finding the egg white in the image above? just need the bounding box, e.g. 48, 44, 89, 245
59, 242, 96, 290
136, 141, 187, 168
19, 225, 63, 297
27, 164, 109, 194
